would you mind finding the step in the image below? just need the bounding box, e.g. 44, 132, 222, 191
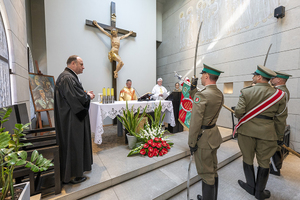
45, 127, 233, 200
153, 140, 241, 200
169, 154, 300, 200
82, 137, 241, 200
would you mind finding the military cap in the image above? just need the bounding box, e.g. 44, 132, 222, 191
274, 71, 292, 79
200, 63, 224, 76
252, 65, 276, 79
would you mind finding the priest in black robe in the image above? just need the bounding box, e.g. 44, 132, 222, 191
54, 55, 95, 184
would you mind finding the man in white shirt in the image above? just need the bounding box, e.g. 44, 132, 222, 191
152, 78, 167, 100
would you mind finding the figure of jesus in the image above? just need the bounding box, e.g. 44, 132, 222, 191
93, 20, 133, 78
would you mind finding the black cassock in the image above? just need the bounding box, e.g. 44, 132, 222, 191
54, 67, 93, 183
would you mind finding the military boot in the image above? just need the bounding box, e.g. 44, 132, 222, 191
255, 166, 271, 200
197, 181, 214, 200
270, 163, 280, 176
214, 177, 218, 200
238, 162, 255, 195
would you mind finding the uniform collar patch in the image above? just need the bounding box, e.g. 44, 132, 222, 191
194, 95, 201, 103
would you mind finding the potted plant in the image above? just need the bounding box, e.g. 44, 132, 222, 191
147, 101, 166, 130
127, 101, 174, 157
117, 102, 147, 149
0, 107, 54, 200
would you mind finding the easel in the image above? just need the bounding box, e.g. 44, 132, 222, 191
34, 61, 53, 133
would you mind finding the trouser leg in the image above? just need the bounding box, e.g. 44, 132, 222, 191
195, 148, 218, 200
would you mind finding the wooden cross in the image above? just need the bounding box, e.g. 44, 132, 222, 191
86, 1, 136, 99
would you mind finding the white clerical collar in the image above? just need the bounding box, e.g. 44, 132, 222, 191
275, 84, 285, 87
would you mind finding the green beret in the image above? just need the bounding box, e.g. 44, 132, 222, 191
274, 71, 292, 79
252, 65, 276, 79
201, 63, 224, 76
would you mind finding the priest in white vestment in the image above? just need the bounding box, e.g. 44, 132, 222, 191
152, 78, 167, 100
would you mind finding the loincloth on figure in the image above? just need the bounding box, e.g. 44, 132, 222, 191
108, 50, 118, 62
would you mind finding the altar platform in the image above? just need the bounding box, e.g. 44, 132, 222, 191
43, 126, 300, 200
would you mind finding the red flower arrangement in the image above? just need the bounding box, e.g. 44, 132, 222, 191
138, 138, 173, 157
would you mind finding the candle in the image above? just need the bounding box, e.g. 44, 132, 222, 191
103, 87, 106, 96
107, 87, 110, 96
111, 88, 114, 96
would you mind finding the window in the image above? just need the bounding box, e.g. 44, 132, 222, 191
0, 12, 11, 107
223, 82, 233, 94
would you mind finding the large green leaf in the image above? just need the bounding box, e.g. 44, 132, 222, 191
18, 151, 27, 160
127, 145, 143, 157
1, 148, 13, 155
31, 150, 39, 162
7, 152, 18, 160
39, 159, 52, 167
15, 159, 26, 166
0, 131, 10, 149
30, 165, 39, 172
8, 140, 16, 148
2, 107, 12, 120
7, 158, 17, 165
25, 162, 33, 168
36, 154, 44, 165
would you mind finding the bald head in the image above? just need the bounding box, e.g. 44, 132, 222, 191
67, 55, 85, 75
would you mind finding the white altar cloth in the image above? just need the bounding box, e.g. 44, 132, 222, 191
89, 100, 175, 144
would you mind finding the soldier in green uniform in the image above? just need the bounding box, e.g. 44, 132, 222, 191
269, 71, 291, 176
189, 64, 224, 200
235, 65, 287, 200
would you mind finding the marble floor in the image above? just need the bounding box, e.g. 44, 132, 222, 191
171, 154, 300, 200
44, 125, 198, 200
42, 126, 300, 200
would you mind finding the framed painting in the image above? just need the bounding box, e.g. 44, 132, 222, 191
29, 73, 55, 112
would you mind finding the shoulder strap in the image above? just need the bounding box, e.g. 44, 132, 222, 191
207, 93, 224, 126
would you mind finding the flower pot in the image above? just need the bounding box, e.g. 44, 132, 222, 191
0, 182, 30, 200
126, 133, 137, 149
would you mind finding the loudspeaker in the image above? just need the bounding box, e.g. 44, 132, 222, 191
274, 6, 285, 18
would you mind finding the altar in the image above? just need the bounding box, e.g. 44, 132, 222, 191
89, 100, 176, 144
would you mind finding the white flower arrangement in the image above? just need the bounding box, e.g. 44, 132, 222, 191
139, 123, 166, 140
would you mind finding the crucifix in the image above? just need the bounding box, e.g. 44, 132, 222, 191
86, 1, 136, 99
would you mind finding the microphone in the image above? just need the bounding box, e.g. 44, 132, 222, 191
133, 87, 141, 98
166, 85, 172, 93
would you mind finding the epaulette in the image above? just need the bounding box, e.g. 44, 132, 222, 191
198, 87, 206, 93
241, 85, 253, 90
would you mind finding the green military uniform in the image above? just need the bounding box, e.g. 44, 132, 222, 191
235, 65, 287, 200
270, 71, 291, 176
188, 64, 224, 187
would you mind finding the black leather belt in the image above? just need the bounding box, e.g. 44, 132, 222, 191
254, 115, 273, 120
201, 124, 216, 130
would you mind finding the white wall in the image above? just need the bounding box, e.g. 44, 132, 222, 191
45, 0, 156, 104
157, 2, 163, 42
157, 0, 300, 152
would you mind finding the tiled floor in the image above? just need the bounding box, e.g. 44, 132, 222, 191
170, 154, 300, 200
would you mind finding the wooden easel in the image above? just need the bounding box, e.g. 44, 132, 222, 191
34, 61, 53, 132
